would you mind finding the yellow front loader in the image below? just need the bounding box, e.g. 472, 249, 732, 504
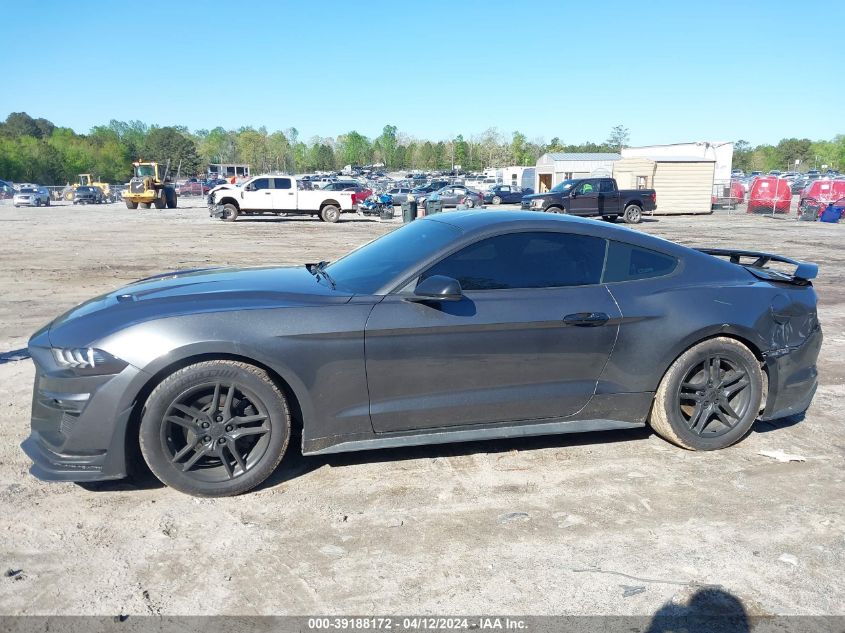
62, 174, 115, 201
122, 161, 177, 209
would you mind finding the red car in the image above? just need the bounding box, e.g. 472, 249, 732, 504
747, 176, 791, 214
799, 179, 845, 210
179, 181, 211, 196
712, 179, 746, 209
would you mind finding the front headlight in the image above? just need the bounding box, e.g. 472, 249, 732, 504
51, 348, 127, 374
531, 199, 544, 208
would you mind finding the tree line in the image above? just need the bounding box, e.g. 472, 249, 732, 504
0, 111, 842, 185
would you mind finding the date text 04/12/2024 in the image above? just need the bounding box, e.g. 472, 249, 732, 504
306, 617, 528, 630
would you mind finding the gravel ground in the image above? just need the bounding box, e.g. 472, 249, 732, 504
0, 198, 842, 617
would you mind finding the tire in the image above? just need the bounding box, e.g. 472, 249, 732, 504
464, 198, 475, 208
602, 215, 618, 222
492, 195, 502, 205
546, 206, 564, 214
649, 337, 763, 451
320, 204, 341, 223
222, 203, 239, 222
139, 360, 291, 497
45, 199, 50, 207
125, 200, 138, 209
153, 193, 166, 209
139, 202, 151, 209
623, 204, 643, 224
166, 189, 177, 209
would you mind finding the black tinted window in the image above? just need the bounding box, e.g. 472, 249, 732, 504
603, 241, 677, 282
422, 232, 606, 290
272, 178, 291, 189
598, 179, 614, 193
251, 178, 270, 190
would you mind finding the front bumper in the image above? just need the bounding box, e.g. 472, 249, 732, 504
22, 340, 146, 482
761, 324, 823, 421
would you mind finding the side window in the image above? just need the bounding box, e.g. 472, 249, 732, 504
421, 232, 606, 290
603, 241, 678, 283
273, 178, 291, 190
598, 179, 614, 193
251, 178, 270, 190
577, 181, 595, 194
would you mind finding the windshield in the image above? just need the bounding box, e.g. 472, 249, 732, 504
20, 188, 37, 193
135, 165, 155, 178
325, 220, 461, 294
550, 179, 577, 193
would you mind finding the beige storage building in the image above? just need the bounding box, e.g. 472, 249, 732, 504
612, 156, 715, 215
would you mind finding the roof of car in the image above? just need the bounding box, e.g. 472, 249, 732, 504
423, 210, 693, 258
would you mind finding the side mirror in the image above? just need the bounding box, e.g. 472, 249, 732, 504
245, 184, 254, 191
570, 190, 578, 197
408, 275, 463, 302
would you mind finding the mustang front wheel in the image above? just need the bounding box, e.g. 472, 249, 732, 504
140, 361, 290, 496
649, 337, 763, 450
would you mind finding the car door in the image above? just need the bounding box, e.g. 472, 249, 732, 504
597, 178, 620, 215
270, 177, 296, 210
569, 180, 599, 215
241, 177, 272, 209
365, 230, 620, 433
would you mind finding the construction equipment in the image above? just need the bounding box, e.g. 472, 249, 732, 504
122, 161, 177, 209
62, 174, 115, 202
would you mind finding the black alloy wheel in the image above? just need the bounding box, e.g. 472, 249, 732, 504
162, 381, 271, 482
140, 360, 290, 496
676, 355, 751, 438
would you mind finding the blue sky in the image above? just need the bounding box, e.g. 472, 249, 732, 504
2, 0, 842, 146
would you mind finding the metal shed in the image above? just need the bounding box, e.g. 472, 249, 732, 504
613, 156, 716, 215
534, 153, 621, 193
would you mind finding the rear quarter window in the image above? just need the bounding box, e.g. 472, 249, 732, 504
603, 241, 678, 282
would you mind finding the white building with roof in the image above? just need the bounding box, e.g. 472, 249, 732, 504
534, 153, 622, 192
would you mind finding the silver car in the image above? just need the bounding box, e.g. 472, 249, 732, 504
13, 187, 51, 207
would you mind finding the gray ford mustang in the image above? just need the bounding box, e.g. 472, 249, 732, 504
23, 211, 822, 496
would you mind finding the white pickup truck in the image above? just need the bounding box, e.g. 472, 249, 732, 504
208, 175, 357, 223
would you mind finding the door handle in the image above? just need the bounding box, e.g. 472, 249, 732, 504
264, 191, 271, 194
563, 312, 609, 327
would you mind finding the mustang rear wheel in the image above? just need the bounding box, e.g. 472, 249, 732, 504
140, 361, 290, 496
649, 337, 763, 450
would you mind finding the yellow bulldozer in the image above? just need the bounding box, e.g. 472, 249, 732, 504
122, 161, 177, 209
62, 174, 115, 201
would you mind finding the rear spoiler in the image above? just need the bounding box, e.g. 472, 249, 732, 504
696, 248, 818, 283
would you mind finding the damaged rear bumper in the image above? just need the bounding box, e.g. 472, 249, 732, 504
761, 325, 822, 421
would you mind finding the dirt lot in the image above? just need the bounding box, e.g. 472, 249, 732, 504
0, 198, 843, 618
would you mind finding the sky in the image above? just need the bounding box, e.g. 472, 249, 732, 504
2, 0, 843, 147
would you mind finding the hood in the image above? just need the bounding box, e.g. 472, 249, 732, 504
209, 183, 238, 195
521, 192, 546, 200
46, 265, 352, 347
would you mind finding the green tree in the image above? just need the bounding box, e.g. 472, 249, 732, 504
606, 124, 630, 151
336, 130, 371, 167
142, 127, 201, 175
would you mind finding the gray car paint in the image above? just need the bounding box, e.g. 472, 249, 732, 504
23, 212, 821, 482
